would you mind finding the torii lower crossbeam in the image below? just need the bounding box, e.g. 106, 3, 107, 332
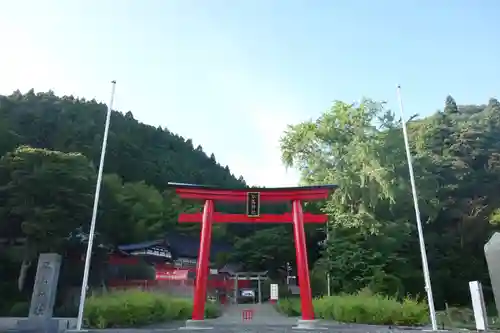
168, 182, 337, 324
179, 212, 327, 224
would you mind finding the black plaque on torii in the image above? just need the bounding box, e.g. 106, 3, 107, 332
246, 192, 261, 217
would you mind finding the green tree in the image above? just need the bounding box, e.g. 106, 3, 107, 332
230, 226, 296, 276
279, 98, 494, 304
444, 95, 459, 114
98, 175, 167, 245
0, 146, 96, 290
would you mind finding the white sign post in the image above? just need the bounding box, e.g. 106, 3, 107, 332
270, 283, 279, 302
469, 281, 488, 331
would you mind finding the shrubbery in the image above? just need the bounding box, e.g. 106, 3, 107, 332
277, 290, 428, 326
276, 298, 301, 317
436, 306, 500, 330
7, 301, 30, 317
84, 290, 220, 328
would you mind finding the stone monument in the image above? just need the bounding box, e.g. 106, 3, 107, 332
485, 232, 500, 315
16, 253, 62, 333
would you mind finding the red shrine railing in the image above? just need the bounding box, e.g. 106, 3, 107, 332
168, 182, 337, 322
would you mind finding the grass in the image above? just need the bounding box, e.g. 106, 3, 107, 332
436, 306, 500, 330
277, 292, 500, 330
276, 290, 428, 326
83, 290, 220, 329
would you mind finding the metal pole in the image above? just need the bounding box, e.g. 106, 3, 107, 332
75, 80, 117, 331
286, 262, 290, 283
396, 85, 438, 331
326, 225, 331, 296
258, 275, 262, 304
234, 274, 238, 304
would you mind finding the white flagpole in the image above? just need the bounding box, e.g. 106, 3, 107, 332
396, 85, 438, 331
326, 225, 331, 296
75, 80, 117, 331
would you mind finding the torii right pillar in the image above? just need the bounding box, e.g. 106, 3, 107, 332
292, 199, 315, 321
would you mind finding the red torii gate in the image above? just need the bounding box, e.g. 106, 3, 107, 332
168, 182, 337, 324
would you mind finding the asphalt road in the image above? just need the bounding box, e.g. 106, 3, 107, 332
54, 303, 443, 333
88, 304, 434, 333
81, 324, 436, 333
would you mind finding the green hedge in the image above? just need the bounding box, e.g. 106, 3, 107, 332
84, 290, 220, 328
277, 291, 428, 326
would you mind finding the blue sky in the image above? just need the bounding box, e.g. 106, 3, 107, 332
1, 0, 499, 186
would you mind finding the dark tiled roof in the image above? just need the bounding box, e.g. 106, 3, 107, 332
117, 240, 165, 251
219, 263, 243, 274
164, 232, 232, 261
116, 233, 233, 261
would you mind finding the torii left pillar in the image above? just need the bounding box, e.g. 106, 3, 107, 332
191, 200, 213, 320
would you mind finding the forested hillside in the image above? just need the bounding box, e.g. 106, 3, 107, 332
0, 89, 246, 188
281, 96, 500, 307
0, 89, 292, 249
0, 89, 254, 242
1, 89, 500, 316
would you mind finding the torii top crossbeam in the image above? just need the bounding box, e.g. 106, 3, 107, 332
168, 182, 337, 224
168, 182, 337, 202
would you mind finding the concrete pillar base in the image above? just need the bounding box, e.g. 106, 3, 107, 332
180, 319, 213, 330
292, 319, 327, 330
